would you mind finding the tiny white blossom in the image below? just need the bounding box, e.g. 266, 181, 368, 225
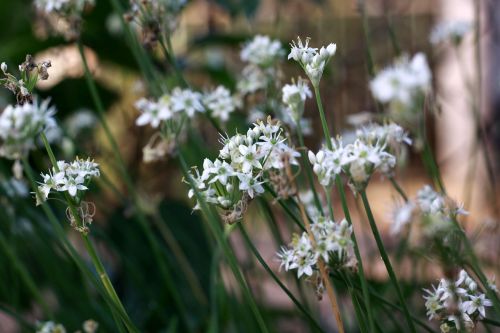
240, 35, 284, 67
288, 37, 336, 86
370, 53, 431, 107
430, 21, 472, 45
0, 98, 57, 160
170, 88, 205, 118
282, 78, 312, 123
203, 86, 240, 122
37, 157, 99, 203
135, 96, 172, 128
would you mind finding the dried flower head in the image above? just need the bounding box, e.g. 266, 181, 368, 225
34, 0, 95, 40
1, 55, 52, 104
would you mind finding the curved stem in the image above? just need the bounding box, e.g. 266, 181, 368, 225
335, 176, 375, 333
76, 43, 192, 331
239, 224, 325, 333
360, 190, 416, 333
40, 133, 139, 333
388, 176, 408, 202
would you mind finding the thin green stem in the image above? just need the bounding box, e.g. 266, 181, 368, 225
40, 132, 139, 333
360, 190, 416, 333
335, 176, 374, 333
0, 232, 51, 316
179, 152, 269, 333
76, 43, 192, 331
313, 85, 333, 150
388, 176, 408, 202
239, 224, 324, 332
22, 157, 136, 332
324, 187, 335, 220
296, 118, 323, 214
358, 0, 376, 77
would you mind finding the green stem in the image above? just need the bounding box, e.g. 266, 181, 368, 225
0, 232, 51, 316
388, 176, 408, 202
40, 133, 139, 333
296, 118, 323, 214
239, 224, 324, 332
22, 157, 137, 332
313, 85, 333, 150
335, 176, 375, 333
76, 43, 192, 331
360, 190, 416, 333
179, 152, 269, 333
324, 187, 335, 220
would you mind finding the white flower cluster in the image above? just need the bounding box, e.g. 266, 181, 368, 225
288, 37, 337, 87
278, 218, 355, 278
203, 86, 241, 122
237, 35, 284, 96
309, 123, 409, 191
240, 35, 284, 68
390, 185, 468, 235
0, 98, 57, 160
34, 0, 94, 14
135, 88, 204, 128
36, 319, 98, 333
37, 158, 99, 203
423, 270, 494, 332
430, 21, 472, 45
188, 118, 299, 221
282, 78, 312, 124
370, 53, 431, 108
36, 321, 66, 333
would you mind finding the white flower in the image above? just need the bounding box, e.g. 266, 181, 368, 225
308, 140, 346, 187
134, 96, 172, 128
390, 201, 415, 234
462, 294, 492, 318
34, 0, 94, 14
282, 78, 312, 122
34, 0, 70, 13
188, 118, 298, 215
1, 62, 7, 73
237, 172, 264, 198
416, 185, 445, 214
288, 37, 336, 86
170, 88, 205, 118
232, 144, 261, 173
36, 320, 66, 333
203, 86, 240, 122
370, 53, 431, 107
240, 35, 284, 67
278, 217, 355, 280
0, 98, 57, 160
202, 158, 234, 185
237, 65, 269, 95
430, 21, 472, 45
423, 270, 493, 331
37, 157, 99, 203
423, 288, 444, 320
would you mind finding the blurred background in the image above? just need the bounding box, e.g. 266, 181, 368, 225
0, 0, 499, 332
